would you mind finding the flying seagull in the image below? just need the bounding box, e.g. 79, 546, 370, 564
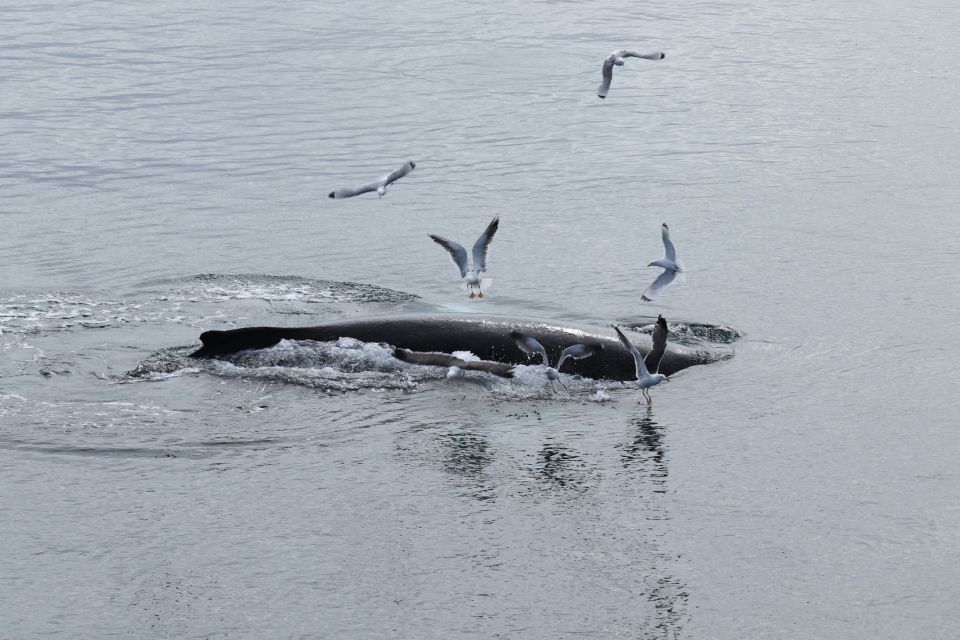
430, 217, 499, 299
614, 317, 669, 405
642, 223, 683, 302
509, 329, 603, 389
328, 161, 416, 199
392, 347, 515, 379
598, 49, 665, 99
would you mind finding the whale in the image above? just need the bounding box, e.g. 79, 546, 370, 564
189, 314, 728, 381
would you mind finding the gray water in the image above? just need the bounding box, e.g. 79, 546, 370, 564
3, 0, 960, 637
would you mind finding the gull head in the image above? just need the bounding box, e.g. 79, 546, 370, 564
408, 161, 417, 169
377, 185, 387, 198
446, 366, 464, 379
614, 56, 625, 66
546, 367, 560, 381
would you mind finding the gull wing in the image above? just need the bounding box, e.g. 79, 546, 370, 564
328, 182, 381, 199
509, 330, 550, 366
392, 348, 463, 368
661, 223, 677, 262
644, 315, 668, 374
429, 235, 469, 278
641, 269, 678, 302
381, 161, 415, 187
620, 50, 665, 61
614, 326, 650, 380
459, 360, 515, 379
556, 342, 603, 372
471, 217, 499, 273
598, 56, 616, 98
393, 348, 514, 379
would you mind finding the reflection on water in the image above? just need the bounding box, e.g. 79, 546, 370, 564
538, 438, 591, 492
438, 427, 496, 501
439, 429, 493, 479
644, 574, 690, 640
619, 408, 668, 490
617, 410, 690, 638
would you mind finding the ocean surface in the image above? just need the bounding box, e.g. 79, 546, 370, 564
3, 0, 960, 637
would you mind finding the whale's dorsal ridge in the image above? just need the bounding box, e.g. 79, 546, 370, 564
188, 314, 726, 380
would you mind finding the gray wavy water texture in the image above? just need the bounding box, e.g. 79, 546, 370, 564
2, 0, 960, 638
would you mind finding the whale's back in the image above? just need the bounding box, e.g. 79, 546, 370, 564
190, 314, 724, 380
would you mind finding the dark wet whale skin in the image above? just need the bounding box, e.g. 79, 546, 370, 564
190, 314, 727, 380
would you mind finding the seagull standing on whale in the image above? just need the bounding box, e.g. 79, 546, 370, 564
614, 316, 669, 405
597, 49, 665, 99
328, 161, 416, 199
642, 223, 683, 302
429, 217, 499, 299
509, 330, 603, 389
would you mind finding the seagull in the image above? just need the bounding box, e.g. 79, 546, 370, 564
328, 161, 416, 199
598, 49, 665, 99
509, 330, 603, 389
392, 347, 515, 379
429, 217, 499, 299
642, 223, 683, 302
614, 317, 669, 405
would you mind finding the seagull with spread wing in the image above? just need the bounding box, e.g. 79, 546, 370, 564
509, 330, 603, 389
597, 49, 665, 99
392, 347, 515, 380
642, 223, 684, 302
614, 316, 669, 405
429, 217, 499, 298
328, 161, 416, 199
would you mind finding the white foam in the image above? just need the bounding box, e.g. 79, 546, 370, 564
590, 389, 612, 402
